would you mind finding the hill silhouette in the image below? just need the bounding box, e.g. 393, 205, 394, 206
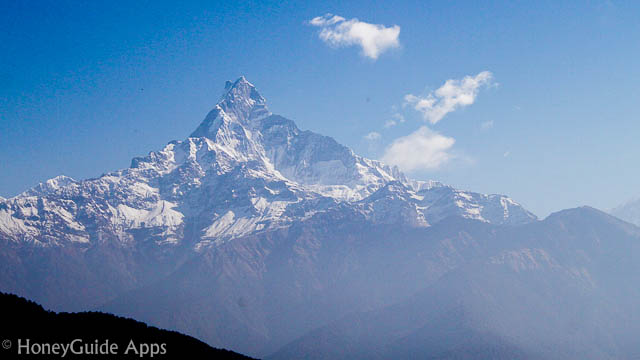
0, 292, 256, 359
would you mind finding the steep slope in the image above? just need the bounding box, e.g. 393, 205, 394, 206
270, 207, 640, 359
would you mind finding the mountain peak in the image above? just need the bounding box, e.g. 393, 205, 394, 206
220, 76, 265, 108
191, 77, 270, 138
20, 175, 77, 197
224, 75, 249, 90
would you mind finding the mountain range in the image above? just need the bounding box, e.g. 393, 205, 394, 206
2, 77, 639, 359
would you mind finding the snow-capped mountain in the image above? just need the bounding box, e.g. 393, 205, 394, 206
611, 198, 640, 226
0, 77, 535, 249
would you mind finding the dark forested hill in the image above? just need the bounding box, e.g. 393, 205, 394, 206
0, 292, 255, 359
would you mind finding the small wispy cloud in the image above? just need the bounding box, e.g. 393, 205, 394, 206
381, 127, 455, 172
309, 14, 400, 60
375, 72, 496, 171
404, 71, 494, 124
481, 120, 494, 129
503, 151, 511, 158
384, 113, 405, 128
384, 119, 397, 128
364, 131, 381, 141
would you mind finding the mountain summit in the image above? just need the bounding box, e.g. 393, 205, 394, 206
192, 76, 269, 138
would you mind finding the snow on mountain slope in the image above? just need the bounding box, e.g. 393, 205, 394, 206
20, 175, 77, 197
611, 198, 640, 226
258, 114, 404, 201
0, 77, 536, 248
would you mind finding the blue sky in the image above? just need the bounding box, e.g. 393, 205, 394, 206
1, 0, 639, 217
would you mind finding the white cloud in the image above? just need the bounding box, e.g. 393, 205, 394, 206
481, 120, 494, 129
404, 71, 494, 124
364, 131, 381, 141
503, 151, 511, 158
309, 14, 400, 60
381, 126, 455, 172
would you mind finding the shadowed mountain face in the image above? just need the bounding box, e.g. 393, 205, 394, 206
101, 214, 506, 356
0, 292, 254, 360
3, 78, 639, 359
270, 207, 640, 359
